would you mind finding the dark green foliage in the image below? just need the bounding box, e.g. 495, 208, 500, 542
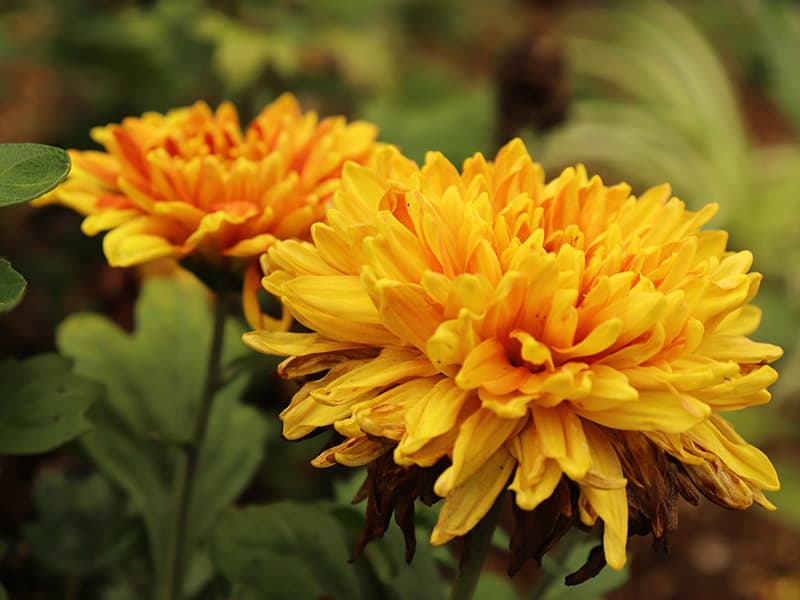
0, 354, 99, 454
56, 276, 273, 586
211, 500, 449, 600
23, 472, 140, 577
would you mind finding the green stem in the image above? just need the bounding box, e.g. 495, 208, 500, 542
159, 288, 228, 600
449, 493, 505, 600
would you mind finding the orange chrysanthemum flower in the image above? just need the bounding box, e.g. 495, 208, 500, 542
244, 140, 781, 574
38, 93, 380, 270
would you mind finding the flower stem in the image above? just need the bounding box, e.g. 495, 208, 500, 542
449, 493, 505, 600
160, 288, 228, 600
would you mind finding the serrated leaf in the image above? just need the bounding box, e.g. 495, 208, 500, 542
56, 274, 272, 582
0, 259, 26, 313
0, 143, 70, 206
210, 503, 364, 600
189, 401, 277, 542
0, 354, 99, 454
23, 472, 140, 576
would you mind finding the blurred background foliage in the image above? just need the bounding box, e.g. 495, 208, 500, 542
1, 0, 800, 598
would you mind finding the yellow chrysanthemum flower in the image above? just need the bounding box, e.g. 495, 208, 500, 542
38, 93, 379, 269
244, 139, 782, 573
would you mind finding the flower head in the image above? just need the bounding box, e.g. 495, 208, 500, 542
244, 139, 782, 573
38, 94, 380, 268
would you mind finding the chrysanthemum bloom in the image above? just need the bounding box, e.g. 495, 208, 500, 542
244, 139, 782, 576
36, 93, 379, 277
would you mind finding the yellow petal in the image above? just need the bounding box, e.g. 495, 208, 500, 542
82, 208, 141, 235
426, 310, 480, 372
511, 458, 562, 511
280, 367, 367, 439
434, 408, 520, 497
690, 417, 779, 491
242, 331, 366, 356
579, 423, 628, 570
574, 365, 638, 413
456, 338, 529, 394
102, 216, 183, 266
541, 288, 578, 348
311, 436, 389, 467
531, 405, 591, 480
478, 388, 535, 419
509, 330, 554, 371
369, 277, 444, 351
311, 347, 437, 406
578, 389, 710, 433
224, 233, 278, 257
713, 304, 762, 336
430, 447, 515, 545
698, 335, 783, 363
398, 379, 470, 455
695, 365, 778, 410
551, 317, 622, 362
507, 423, 564, 511
266, 274, 399, 346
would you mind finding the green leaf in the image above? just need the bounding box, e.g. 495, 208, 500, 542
0, 259, 26, 313
360, 522, 446, 600
23, 471, 140, 576
329, 501, 447, 600
0, 143, 70, 206
56, 274, 273, 582
0, 354, 99, 454
210, 502, 364, 600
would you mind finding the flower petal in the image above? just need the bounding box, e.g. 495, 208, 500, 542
431, 446, 515, 545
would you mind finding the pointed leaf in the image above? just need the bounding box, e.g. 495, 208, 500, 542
0, 143, 70, 206
0, 259, 26, 313
0, 354, 99, 454
210, 503, 364, 600
56, 274, 272, 578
